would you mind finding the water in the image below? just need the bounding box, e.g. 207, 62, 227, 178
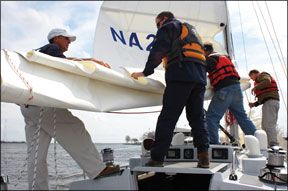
1, 143, 141, 190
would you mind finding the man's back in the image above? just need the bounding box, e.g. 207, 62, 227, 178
147, 18, 207, 84
37, 43, 65, 58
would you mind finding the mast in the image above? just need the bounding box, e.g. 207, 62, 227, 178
224, 1, 235, 60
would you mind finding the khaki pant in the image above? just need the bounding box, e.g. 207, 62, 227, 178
20, 106, 106, 190
262, 99, 280, 146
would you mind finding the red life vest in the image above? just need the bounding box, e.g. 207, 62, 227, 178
254, 73, 278, 97
207, 53, 240, 86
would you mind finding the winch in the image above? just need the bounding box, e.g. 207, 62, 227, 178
101, 148, 114, 166
259, 146, 287, 185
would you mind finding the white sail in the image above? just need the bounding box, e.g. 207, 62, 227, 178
1, 1, 251, 112
93, 1, 229, 71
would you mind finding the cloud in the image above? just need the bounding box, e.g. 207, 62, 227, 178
1, 1, 102, 57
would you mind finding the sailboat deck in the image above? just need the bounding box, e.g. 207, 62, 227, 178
131, 162, 229, 174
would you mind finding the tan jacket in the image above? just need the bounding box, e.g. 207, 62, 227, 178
254, 72, 279, 106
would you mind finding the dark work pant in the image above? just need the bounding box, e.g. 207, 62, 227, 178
151, 81, 210, 162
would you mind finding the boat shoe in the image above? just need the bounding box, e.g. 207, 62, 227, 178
95, 164, 120, 179
197, 152, 210, 168
145, 159, 164, 167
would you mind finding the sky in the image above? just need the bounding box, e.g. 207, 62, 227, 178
1, 1, 287, 143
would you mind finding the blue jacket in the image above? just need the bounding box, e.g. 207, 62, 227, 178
142, 18, 207, 85
36, 43, 66, 58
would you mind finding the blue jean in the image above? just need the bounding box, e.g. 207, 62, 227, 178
207, 84, 256, 144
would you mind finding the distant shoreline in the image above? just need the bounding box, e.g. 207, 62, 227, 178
1, 141, 26, 143
122, 143, 141, 145
0, 141, 142, 144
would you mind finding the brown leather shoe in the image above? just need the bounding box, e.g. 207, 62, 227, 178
145, 159, 163, 167
143, 138, 154, 151
197, 152, 210, 168
95, 165, 120, 179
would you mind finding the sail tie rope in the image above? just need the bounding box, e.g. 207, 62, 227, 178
32, 107, 44, 190
3, 49, 34, 103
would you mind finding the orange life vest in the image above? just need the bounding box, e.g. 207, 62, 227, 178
162, 22, 206, 69
254, 73, 278, 97
207, 53, 240, 86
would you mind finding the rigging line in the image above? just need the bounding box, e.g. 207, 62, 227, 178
53, 108, 58, 190
32, 107, 44, 191
257, 1, 287, 78
237, 1, 249, 72
252, 1, 287, 110
237, 1, 252, 111
14, 117, 42, 187
105, 110, 161, 114
264, 1, 287, 71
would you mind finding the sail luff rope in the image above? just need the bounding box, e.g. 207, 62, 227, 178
252, 1, 287, 110
237, 1, 252, 114
257, 1, 287, 78
4, 49, 34, 103
264, 1, 287, 70
32, 107, 44, 190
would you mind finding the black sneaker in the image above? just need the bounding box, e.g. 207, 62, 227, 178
145, 159, 163, 167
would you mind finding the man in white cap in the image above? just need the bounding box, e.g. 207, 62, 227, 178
20, 28, 119, 190
39, 28, 110, 67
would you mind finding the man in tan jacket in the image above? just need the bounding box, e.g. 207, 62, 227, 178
248, 69, 280, 147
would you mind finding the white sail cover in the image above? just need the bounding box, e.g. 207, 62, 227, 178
94, 1, 229, 71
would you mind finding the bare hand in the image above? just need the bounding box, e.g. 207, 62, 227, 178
131, 72, 145, 80
90, 58, 111, 68
248, 102, 255, 108
251, 87, 256, 95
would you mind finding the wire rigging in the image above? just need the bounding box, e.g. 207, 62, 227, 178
264, 1, 287, 70
257, 1, 287, 78
237, 1, 252, 110
252, 1, 287, 110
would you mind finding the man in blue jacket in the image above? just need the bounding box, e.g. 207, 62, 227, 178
132, 12, 210, 168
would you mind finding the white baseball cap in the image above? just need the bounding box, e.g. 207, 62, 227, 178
47, 28, 76, 42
